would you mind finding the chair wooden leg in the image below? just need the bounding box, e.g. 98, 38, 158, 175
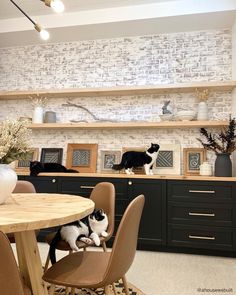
102, 241, 107, 252
83, 247, 87, 251
71, 287, 76, 295
122, 276, 130, 295
104, 285, 112, 295
49, 284, 55, 295
44, 251, 50, 273
112, 283, 118, 295
65, 287, 70, 295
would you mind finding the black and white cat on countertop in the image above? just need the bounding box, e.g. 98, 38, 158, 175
112, 143, 160, 175
49, 209, 108, 264
30, 161, 78, 176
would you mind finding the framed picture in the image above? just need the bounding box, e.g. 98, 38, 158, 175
153, 144, 181, 175
122, 147, 146, 174
183, 148, 206, 175
100, 150, 121, 173
15, 148, 39, 172
40, 148, 63, 164
66, 144, 98, 173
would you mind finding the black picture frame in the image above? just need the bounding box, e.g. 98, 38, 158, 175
40, 148, 63, 164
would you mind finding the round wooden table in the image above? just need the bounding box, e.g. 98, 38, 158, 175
0, 193, 95, 295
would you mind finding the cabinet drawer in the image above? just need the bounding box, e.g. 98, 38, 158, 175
59, 177, 128, 199
168, 224, 235, 251
168, 181, 234, 203
168, 202, 234, 227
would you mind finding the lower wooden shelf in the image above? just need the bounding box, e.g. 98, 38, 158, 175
27, 120, 228, 130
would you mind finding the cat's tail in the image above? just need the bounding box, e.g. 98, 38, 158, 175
112, 155, 126, 171
49, 230, 62, 264
65, 168, 79, 173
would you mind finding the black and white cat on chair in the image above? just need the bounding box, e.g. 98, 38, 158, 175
112, 143, 160, 175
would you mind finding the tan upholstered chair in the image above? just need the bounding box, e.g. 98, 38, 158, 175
13, 180, 36, 194
7, 181, 37, 243
44, 182, 115, 271
0, 231, 32, 295
43, 194, 145, 295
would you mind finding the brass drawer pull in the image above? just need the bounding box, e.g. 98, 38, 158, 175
188, 212, 215, 217
189, 190, 215, 194
80, 185, 95, 189
188, 235, 215, 240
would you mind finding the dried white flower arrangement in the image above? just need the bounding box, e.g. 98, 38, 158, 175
195, 89, 209, 102
0, 119, 32, 164
29, 93, 47, 107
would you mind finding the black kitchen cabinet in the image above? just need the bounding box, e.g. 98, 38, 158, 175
19, 175, 236, 254
18, 175, 58, 193
127, 178, 166, 248
167, 180, 236, 251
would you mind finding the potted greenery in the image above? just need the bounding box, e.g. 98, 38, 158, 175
197, 117, 236, 177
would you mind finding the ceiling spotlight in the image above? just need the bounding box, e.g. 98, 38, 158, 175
44, 0, 65, 13
10, 0, 50, 41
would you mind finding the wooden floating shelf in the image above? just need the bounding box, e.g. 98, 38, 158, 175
28, 121, 228, 130
0, 81, 236, 100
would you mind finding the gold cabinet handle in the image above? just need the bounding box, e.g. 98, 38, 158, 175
189, 190, 215, 194
188, 235, 215, 240
128, 181, 132, 186
80, 185, 95, 189
188, 212, 215, 217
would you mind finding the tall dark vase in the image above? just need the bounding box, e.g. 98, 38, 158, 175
214, 153, 232, 177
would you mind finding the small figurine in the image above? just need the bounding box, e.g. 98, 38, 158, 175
162, 100, 172, 114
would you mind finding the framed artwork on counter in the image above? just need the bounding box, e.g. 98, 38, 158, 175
100, 150, 121, 173
15, 148, 39, 172
66, 143, 98, 173
153, 144, 181, 175
183, 148, 206, 175
40, 148, 63, 164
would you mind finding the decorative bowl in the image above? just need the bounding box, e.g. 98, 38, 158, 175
159, 114, 173, 121
175, 110, 195, 121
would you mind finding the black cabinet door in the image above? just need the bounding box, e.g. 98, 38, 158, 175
128, 179, 166, 248
23, 176, 58, 193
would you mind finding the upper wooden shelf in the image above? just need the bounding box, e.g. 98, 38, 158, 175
1, 81, 236, 100
28, 121, 228, 130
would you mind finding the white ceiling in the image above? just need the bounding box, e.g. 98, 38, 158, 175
0, 0, 175, 19
0, 0, 236, 48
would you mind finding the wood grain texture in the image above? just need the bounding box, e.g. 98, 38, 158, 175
0, 194, 94, 233
0, 81, 235, 99
26, 120, 229, 130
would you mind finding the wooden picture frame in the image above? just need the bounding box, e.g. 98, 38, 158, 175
15, 148, 39, 172
66, 144, 98, 173
100, 150, 121, 173
153, 144, 181, 175
121, 147, 146, 174
183, 148, 206, 175
40, 148, 63, 164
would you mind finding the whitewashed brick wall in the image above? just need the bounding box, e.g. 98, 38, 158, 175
0, 29, 232, 173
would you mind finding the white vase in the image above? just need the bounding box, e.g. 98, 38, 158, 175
0, 164, 18, 204
197, 101, 208, 121
32, 106, 44, 123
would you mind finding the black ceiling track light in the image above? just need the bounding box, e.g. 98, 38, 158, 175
9, 0, 65, 40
